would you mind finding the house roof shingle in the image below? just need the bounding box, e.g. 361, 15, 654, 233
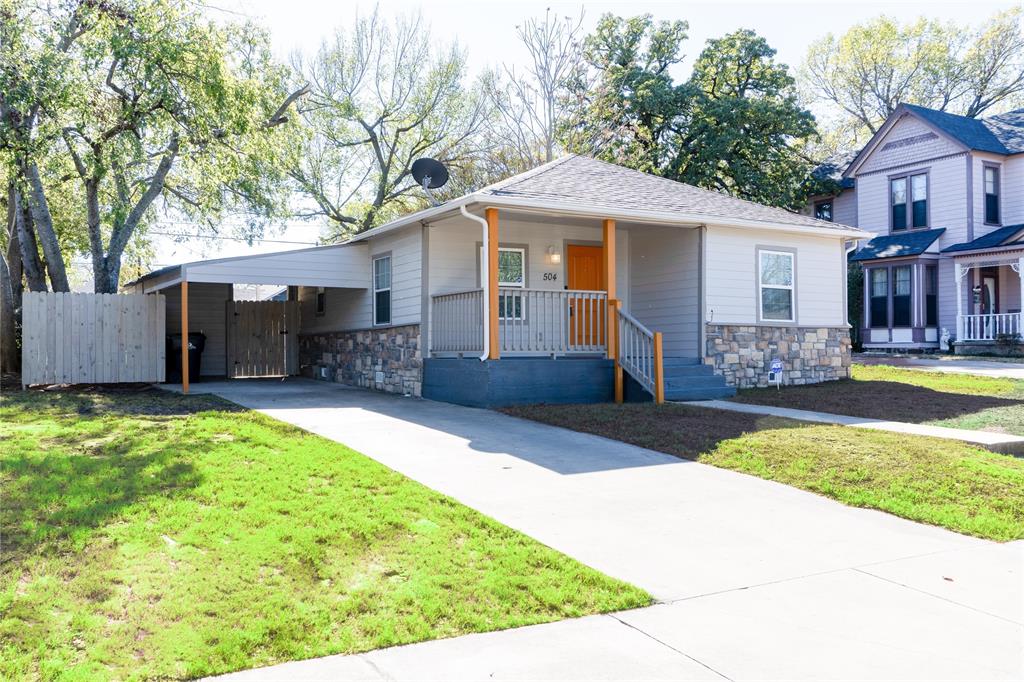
849, 228, 946, 262
902, 104, 1024, 155
478, 155, 853, 232
941, 224, 1024, 254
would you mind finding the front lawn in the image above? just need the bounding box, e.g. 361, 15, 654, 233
731, 364, 1024, 436
0, 389, 649, 681
503, 403, 1024, 542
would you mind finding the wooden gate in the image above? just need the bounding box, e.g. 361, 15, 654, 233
225, 300, 299, 378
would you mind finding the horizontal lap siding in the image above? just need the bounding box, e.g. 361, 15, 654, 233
185, 244, 369, 288
298, 226, 422, 334
705, 226, 844, 327
427, 215, 630, 301
629, 227, 698, 357
973, 152, 1024, 233
164, 283, 231, 376
833, 190, 857, 227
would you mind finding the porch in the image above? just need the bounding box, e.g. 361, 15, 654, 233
954, 255, 1024, 345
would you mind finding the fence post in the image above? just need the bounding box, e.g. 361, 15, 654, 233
653, 331, 665, 405
181, 281, 189, 394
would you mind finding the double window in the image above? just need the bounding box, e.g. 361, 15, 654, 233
373, 255, 391, 326
891, 172, 927, 231
480, 246, 526, 319
758, 250, 795, 322
984, 165, 1000, 225
869, 264, 920, 329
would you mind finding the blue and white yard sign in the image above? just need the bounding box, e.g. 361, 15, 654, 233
769, 359, 784, 389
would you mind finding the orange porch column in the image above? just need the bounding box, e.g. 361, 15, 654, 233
181, 280, 189, 394
487, 208, 500, 360
603, 219, 616, 360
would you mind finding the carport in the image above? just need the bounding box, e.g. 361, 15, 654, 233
125, 243, 369, 393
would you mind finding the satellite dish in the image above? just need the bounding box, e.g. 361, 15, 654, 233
411, 157, 449, 190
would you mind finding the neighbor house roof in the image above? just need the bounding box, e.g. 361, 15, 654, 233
849, 228, 945, 262
941, 224, 1024, 254
811, 152, 857, 190
351, 155, 868, 243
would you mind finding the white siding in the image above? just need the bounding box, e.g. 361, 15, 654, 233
297, 226, 423, 333
164, 283, 232, 376
629, 227, 700, 357
705, 226, 845, 327
833, 189, 857, 227
427, 214, 630, 299
185, 244, 369, 288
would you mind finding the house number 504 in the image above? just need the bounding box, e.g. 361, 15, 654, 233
543, 272, 558, 281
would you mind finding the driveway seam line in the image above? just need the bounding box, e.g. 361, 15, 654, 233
608, 614, 734, 681
852, 567, 1024, 627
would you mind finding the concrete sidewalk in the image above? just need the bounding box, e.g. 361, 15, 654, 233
856, 354, 1024, 379
187, 379, 1023, 681
692, 399, 1024, 455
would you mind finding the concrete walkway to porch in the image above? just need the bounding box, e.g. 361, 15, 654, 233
856, 354, 1024, 379
692, 399, 1024, 455
176, 378, 1023, 681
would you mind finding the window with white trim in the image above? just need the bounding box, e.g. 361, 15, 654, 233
758, 250, 794, 322
373, 255, 391, 326
480, 246, 525, 319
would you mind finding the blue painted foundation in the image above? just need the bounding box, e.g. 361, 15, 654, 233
424, 357, 614, 408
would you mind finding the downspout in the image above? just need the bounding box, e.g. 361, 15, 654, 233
460, 204, 490, 361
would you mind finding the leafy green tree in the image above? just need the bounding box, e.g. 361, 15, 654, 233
560, 14, 690, 172
667, 30, 818, 210
1, 0, 305, 293
803, 8, 1024, 135
292, 9, 490, 239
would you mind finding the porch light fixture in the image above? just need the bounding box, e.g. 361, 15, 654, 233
547, 245, 561, 264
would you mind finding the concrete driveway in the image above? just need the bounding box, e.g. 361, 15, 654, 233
188, 378, 1024, 681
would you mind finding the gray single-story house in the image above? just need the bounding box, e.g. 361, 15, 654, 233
126, 155, 867, 406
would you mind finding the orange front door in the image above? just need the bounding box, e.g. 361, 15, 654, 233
567, 245, 605, 347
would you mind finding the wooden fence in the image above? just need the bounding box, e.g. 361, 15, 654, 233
21, 292, 166, 386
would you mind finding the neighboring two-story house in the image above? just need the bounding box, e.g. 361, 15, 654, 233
813, 103, 1024, 352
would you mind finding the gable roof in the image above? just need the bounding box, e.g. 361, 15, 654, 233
849, 228, 945, 262
479, 155, 854, 231
899, 104, 1017, 154
941, 224, 1024, 254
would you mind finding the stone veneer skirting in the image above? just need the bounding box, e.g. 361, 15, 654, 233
705, 324, 851, 388
299, 324, 422, 396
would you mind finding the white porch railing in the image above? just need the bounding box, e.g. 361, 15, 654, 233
430, 287, 608, 355
960, 313, 1023, 341
617, 308, 660, 397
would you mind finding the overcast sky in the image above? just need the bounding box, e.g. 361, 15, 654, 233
142, 0, 1018, 272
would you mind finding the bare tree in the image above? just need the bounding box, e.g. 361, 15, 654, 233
292, 9, 491, 239
487, 9, 584, 170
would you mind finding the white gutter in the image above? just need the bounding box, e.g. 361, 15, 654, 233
460, 204, 490, 362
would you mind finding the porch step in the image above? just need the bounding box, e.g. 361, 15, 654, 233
665, 375, 731, 390
660, 358, 735, 401
662, 364, 716, 379
662, 357, 703, 367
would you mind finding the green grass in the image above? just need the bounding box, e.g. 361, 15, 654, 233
503, 402, 1024, 542
1, 389, 649, 681
732, 364, 1024, 436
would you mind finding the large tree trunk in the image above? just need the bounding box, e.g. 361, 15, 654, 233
5, 180, 23, 304
22, 161, 70, 292
12, 187, 47, 292
0, 250, 18, 374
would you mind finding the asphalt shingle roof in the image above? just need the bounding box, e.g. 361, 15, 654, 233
903, 104, 1024, 155
849, 228, 945, 262
941, 224, 1024, 254
480, 155, 851, 231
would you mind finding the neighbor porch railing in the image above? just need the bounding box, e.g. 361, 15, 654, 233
960, 313, 1023, 341
429, 287, 608, 355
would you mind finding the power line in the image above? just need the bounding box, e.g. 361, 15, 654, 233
148, 231, 319, 246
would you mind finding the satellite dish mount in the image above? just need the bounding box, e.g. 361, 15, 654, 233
411, 157, 449, 206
